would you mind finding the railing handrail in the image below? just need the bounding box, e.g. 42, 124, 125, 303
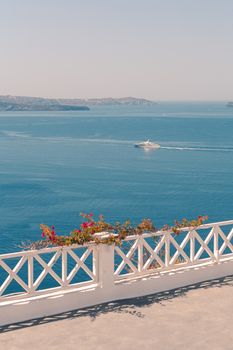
0, 241, 96, 259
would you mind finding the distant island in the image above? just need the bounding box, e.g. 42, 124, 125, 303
0, 95, 89, 111
0, 95, 155, 111
227, 102, 233, 107
66, 97, 155, 106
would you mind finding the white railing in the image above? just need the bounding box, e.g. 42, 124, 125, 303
114, 220, 233, 281
0, 244, 98, 301
0, 220, 233, 303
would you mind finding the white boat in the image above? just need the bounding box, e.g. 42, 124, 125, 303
134, 139, 160, 149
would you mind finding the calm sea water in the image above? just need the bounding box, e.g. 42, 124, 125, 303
0, 102, 233, 254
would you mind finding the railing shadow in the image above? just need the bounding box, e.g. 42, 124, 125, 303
1, 274, 233, 333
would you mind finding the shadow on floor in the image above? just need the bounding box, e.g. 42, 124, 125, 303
1, 275, 233, 333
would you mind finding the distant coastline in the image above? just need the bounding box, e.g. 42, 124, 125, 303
0, 95, 155, 111
227, 102, 233, 107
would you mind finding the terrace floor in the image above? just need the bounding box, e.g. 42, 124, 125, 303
1, 276, 233, 350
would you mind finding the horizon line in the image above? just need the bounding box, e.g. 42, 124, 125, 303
0, 93, 232, 103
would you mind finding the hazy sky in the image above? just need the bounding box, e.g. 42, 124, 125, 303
0, 0, 233, 101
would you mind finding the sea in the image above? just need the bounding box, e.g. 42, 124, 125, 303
0, 102, 233, 255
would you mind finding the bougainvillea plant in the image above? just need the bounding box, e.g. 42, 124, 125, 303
21, 213, 208, 250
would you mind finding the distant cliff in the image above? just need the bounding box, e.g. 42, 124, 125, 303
0, 96, 89, 111
56, 97, 156, 106
0, 95, 155, 111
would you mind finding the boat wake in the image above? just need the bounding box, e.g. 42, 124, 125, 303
2, 132, 233, 152
1, 130, 30, 138
161, 146, 233, 152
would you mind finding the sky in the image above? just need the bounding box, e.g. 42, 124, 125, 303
0, 0, 233, 101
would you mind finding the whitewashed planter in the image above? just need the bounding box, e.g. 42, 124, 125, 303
0, 220, 233, 326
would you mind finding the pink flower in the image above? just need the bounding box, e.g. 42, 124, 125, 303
50, 235, 57, 242
42, 232, 45, 238
89, 213, 93, 217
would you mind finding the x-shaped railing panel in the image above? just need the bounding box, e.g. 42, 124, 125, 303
67, 248, 95, 283
33, 251, 63, 290
219, 227, 233, 255
169, 232, 191, 265
0, 256, 29, 296
142, 235, 166, 270
114, 240, 138, 276
194, 229, 215, 261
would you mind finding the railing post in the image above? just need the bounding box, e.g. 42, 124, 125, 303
213, 225, 219, 263
190, 230, 195, 263
98, 244, 114, 291
92, 246, 99, 283
28, 254, 34, 293
62, 248, 67, 287
138, 236, 144, 272
165, 233, 170, 267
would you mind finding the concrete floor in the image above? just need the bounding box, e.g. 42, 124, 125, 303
1, 276, 233, 350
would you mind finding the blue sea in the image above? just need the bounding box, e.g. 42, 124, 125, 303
0, 102, 233, 254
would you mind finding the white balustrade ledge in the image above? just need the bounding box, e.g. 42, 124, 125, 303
0, 219, 233, 326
